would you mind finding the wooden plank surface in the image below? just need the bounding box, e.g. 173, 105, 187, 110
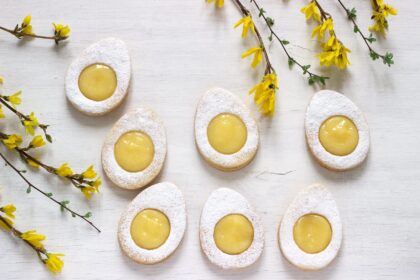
0, 0, 419, 279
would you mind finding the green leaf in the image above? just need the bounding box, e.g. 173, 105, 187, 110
308, 77, 315, 85
84, 212, 92, 218
26, 186, 31, 193
367, 33, 377, 44
281, 40, 290, 45
353, 26, 359, 33
288, 58, 295, 68
268, 34, 273, 41
258, 8, 266, 17
266, 17, 275, 26
45, 134, 52, 143
60, 200, 70, 212
46, 193, 53, 197
347, 8, 357, 19
383, 52, 394, 67
302, 65, 311, 74
370, 51, 380, 61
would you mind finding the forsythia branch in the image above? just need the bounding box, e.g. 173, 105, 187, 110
0, 152, 100, 232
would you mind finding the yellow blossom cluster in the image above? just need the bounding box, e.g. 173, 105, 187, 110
301, 0, 350, 69
0, 204, 64, 274
53, 23, 71, 38
369, 0, 397, 34
21, 15, 34, 35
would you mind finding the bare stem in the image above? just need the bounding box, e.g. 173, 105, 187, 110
0, 151, 100, 232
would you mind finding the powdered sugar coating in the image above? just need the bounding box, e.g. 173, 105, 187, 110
200, 188, 264, 269
118, 182, 186, 264
65, 38, 131, 116
194, 88, 259, 171
305, 90, 370, 171
278, 184, 342, 271
102, 106, 166, 190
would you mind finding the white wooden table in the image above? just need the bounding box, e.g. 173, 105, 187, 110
1, 0, 419, 279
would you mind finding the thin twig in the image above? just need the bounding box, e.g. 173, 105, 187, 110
0, 151, 100, 232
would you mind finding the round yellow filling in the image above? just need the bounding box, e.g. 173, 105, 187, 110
213, 214, 254, 255
130, 209, 170, 250
319, 115, 359, 156
207, 113, 247, 155
114, 131, 154, 172
78, 63, 117, 101
293, 213, 332, 254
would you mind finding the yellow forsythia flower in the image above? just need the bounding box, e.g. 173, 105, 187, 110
21, 15, 34, 35
92, 178, 101, 188
318, 36, 350, 69
369, 0, 397, 34
301, 1, 321, 22
207, 0, 224, 8
81, 186, 98, 200
27, 158, 40, 169
53, 23, 71, 38
311, 18, 333, 40
82, 165, 96, 179
56, 163, 73, 177
30, 135, 46, 148
0, 76, 4, 84
249, 73, 278, 115
8, 91, 22, 107
242, 47, 263, 68
1, 204, 16, 219
234, 16, 255, 38
21, 230, 46, 249
2, 134, 23, 149
45, 253, 64, 274
23, 112, 39, 135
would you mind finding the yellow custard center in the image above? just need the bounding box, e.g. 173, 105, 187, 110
78, 63, 117, 101
114, 131, 154, 172
207, 113, 247, 155
319, 115, 359, 156
213, 214, 254, 255
130, 209, 170, 250
293, 214, 332, 254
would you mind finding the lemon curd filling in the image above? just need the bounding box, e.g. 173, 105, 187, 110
213, 214, 254, 255
293, 214, 332, 254
319, 115, 359, 156
78, 63, 117, 101
114, 131, 154, 172
207, 113, 247, 155
130, 209, 171, 250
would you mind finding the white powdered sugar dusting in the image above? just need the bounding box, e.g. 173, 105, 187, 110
200, 188, 264, 269
118, 182, 187, 264
194, 88, 259, 171
65, 37, 131, 116
278, 184, 342, 271
305, 90, 370, 171
101, 105, 166, 190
